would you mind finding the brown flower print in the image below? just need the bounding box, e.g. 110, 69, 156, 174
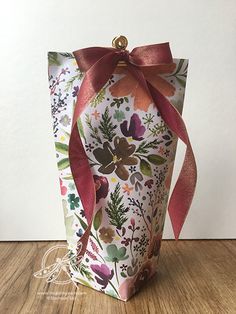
99, 227, 115, 243
93, 136, 138, 180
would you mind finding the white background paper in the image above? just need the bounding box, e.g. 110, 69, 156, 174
0, 0, 235, 240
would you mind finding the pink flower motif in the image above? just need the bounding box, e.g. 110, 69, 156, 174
89, 238, 99, 253
90, 264, 114, 289
59, 178, 67, 195
130, 218, 135, 227
86, 250, 97, 261
119, 260, 156, 300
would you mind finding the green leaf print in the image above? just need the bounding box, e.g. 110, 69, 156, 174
140, 159, 152, 176
106, 290, 118, 298
98, 107, 117, 142
55, 142, 69, 155
59, 52, 74, 59
168, 59, 188, 87
62, 129, 71, 140
90, 87, 106, 107
148, 121, 167, 137
74, 213, 88, 230
105, 183, 128, 230
173, 59, 185, 76
147, 154, 166, 165
136, 139, 163, 154
77, 117, 86, 141
85, 114, 102, 144
62, 200, 74, 238
77, 278, 93, 288
93, 207, 102, 231
64, 69, 83, 91
57, 158, 70, 170
110, 97, 129, 108
62, 175, 73, 180
176, 76, 186, 88
48, 52, 60, 66
79, 263, 95, 282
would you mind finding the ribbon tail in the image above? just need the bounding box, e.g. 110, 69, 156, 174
69, 51, 121, 259
147, 82, 197, 239
69, 125, 95, 256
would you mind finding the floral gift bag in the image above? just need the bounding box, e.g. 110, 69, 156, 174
47, 36, 197, 301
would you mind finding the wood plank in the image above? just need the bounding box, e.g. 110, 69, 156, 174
0, 241, 235, 313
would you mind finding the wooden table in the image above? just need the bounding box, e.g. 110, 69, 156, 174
0, 240, 235, 313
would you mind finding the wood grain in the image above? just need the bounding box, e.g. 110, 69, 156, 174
0, 240, 235, 314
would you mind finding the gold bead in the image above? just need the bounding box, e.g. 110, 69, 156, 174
112, 35, 128, 50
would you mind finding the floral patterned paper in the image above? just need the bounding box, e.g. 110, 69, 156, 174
48, 51, 188, 301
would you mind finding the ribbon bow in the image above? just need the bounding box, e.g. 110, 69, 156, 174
69, 42, 197, 257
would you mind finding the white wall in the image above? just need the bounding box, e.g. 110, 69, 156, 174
0, 0, 235, 240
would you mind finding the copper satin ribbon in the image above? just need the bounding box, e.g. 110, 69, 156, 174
69, 42, 197, 257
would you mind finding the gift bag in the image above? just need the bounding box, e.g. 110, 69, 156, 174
47, 36, 197, 301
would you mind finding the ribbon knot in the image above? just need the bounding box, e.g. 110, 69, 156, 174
117, 49, 130, 62
69, 42, 197, 257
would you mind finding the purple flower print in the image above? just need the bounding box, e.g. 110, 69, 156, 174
72, 86, 79, 97
90, 264, 114, 289
120, 113, 145, 141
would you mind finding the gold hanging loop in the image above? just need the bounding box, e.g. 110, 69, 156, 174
112, 35, 128, 67
112, 35, 128, 50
